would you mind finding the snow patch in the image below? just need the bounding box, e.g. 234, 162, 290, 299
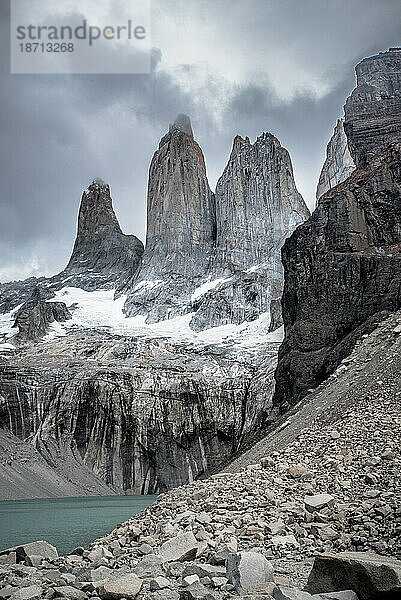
191, 278, 231, 301
133, 280, 164, 293
0, 305, 22, 339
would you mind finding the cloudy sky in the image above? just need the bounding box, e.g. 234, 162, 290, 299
1, 0, 401, 281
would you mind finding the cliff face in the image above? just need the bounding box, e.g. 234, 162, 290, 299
190, 134, 309, 331
0, 329, 279, 495
13, 288, 71, 342
344, 49, 401, 167
0, 118, 307, 497
316, 48, 401, 201
277, 49, 401, 408
62, 179, 144, 289
316, 119, 356, 201
275, 145, 401, 407
124, 115, 216, 323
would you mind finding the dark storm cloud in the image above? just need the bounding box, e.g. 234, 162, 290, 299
1, 0, 401, 280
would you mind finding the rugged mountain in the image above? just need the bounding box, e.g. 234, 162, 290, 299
275, 144, 401, 406
123, 115, 216, 323
316, 48, 401, 201
0, 180, 144, 314
0, 119, 307, 497
190, 133, 309, 331
276, 49, 401, 408
63, 179, 144, 289
125, 120, 309, 332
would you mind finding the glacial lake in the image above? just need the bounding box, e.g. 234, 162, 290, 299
0, 495, 156, 556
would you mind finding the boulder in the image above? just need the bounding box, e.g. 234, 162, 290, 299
179, 582, 218, 599
0, 552, 17, 565
304, 494, 335, 512
182, 564, 226, 579
274, 587, 359, 600
53, 587, 87, 600
226, 551, 274, 593
306, 552, 401, 599
150, 576, 171, 590
273, 587, 313, 600
159, 532, 200, 563
133, 554, 164, 578
0, 540, 58, 564
99, 573, 143, 600
9, 587, 42, 600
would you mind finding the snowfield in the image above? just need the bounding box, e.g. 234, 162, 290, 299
0, 287, 283, 353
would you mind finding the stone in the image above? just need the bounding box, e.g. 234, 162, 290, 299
288, 465, 310, 479
150, 576, 171, 590
138, 542, 153, 555
304, 494, 335, 512
159, 532, 200, 563
0, 552, 17, 565
91, 567, 113, 581
179, 582, 218, 600
267, 519, 286, 535
24, 555, 43, 567
273, 587, 313, 600
99, 574, 143, 600
0, 540, 58, 564
133, 554, 164, 578
87, 546, 113, 563
53, 587, 87, 600
306, 552, 401, 599
226, 551, 274, 593
182, 564, 226, 579
271, 535, 299, 547
9, 587, 42, 600
183, 575, 200, 586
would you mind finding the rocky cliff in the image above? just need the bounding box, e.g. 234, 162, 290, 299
13, 288, 71, 342
275, 144, 401, 407
277, 49, 401, 408
316, 119, 356, 201
63, 179, 144, 290
123, 115, 216, 323
190, 133, 309, 331
0, 324, 280, 495
316, 48, 401, 201
344, 48, 401, 167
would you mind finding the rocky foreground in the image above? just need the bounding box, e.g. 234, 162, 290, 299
1, 315, 400, 599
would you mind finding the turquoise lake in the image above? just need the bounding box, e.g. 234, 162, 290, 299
0, 495, 156, 556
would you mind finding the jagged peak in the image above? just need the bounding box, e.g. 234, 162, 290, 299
230, 131, 281, 158
85, 178, 110, 194
169, 114, 194, 138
